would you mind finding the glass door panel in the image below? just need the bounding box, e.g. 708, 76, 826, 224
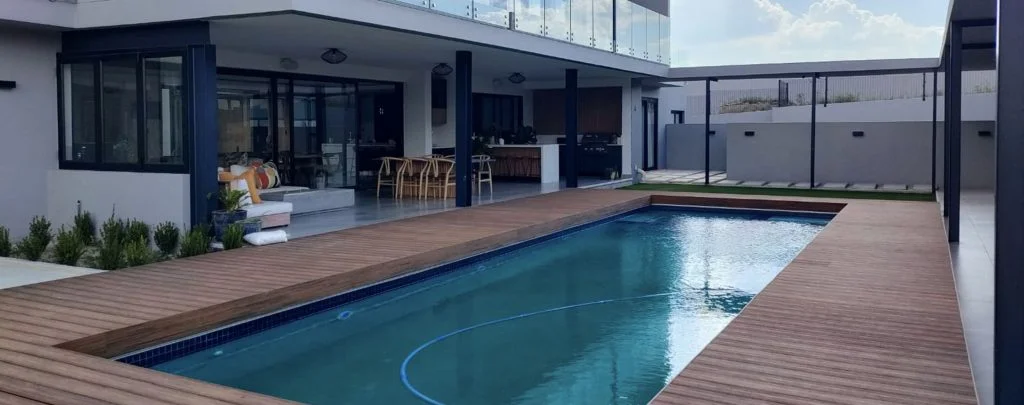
323, 84, 358, 188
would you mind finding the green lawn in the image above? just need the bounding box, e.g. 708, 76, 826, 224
622, 183, 936, 202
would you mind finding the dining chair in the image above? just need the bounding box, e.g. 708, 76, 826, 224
473, 155, 493, 197
403, 157, 431, 199
425, 158, 456, 199
377, 157, 406, 198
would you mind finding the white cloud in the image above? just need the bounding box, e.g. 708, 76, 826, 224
673, 0, 944, 67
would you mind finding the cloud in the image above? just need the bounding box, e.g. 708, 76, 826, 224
673, 0, 944, 67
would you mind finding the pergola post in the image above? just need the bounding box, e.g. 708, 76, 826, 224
455, 51, 473, 207
810, 73, 819, 188
931, 69, 938, 193
995, 0, 1024, 402
948, 22, 963, 242
704, 78, 712, 185
565, 69, 579, 188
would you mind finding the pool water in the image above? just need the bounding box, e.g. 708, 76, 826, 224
152, 208, 828, 404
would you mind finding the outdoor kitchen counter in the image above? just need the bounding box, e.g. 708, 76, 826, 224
488, 144, 560, 183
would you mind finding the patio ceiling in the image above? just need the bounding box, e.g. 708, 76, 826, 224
209, 14, 639, 82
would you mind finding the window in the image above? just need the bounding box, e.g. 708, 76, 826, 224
59, 52, 185, 171
62, 63, 97, 162
143, 56, 184, 165
671, 110, 685, 124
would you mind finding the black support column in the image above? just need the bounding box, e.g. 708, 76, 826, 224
944, 52, 952, 216
455, 51, 473, 207
995, 1, 1024, 403
565, 69, 579, 188
931, 69, 938, 193
948, 23, 963, 242
704, 78, 712, 185
186, 44, 218, 226
810, 73, 819, 188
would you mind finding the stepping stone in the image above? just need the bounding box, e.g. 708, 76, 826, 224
850, 183, 878, 190
792, 182, 812, 188
820, 182, 848, 190
765, 182, 792, 188
880, 184, 909, 191
910, 184, 933, 191
716, 179, 740, 186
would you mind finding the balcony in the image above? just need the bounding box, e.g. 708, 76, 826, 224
388, 0, 670, 65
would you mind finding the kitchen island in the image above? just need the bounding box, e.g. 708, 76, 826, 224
487, 144, 560, 184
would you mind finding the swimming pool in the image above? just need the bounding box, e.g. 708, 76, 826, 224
145, 206, 829, 404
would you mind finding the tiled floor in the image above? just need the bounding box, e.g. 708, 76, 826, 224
942, 190, 995, 405
644, 169, 931, 192
287, 177, 618, 239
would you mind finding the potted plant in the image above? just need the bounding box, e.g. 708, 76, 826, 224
239, 217, 262, 236
210, 189, 248, 240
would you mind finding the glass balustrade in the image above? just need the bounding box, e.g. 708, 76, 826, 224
631, 2, 646, 60
646, 7, 659, 62
514, 0, 545, 35
474, 0, 510, 27
570, 0, 593, 47
615, 0, 631, 56
545, 0, 571, 41
431, 0, 472, 18
387, 0, 669, 64
593, 0, 613, 51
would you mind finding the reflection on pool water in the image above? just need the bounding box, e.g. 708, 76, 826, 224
152, 208, 828, 404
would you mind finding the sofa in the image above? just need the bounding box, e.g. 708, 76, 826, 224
221, 165, 294, 228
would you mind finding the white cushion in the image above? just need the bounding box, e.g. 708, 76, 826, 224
244, 230, 288, 246
242, 201, 293, 217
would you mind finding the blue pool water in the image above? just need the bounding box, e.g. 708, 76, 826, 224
151, 207, 828, 404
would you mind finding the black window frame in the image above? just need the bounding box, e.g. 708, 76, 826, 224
57, 49, 189, 174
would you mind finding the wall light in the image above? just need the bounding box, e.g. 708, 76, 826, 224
432, 63, 453, 76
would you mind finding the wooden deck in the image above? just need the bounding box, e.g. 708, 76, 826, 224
0, 189, 975, 404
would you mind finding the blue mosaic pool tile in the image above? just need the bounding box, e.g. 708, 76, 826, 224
118, 205, 831, 368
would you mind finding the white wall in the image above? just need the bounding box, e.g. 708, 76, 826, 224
47, 171, 191, 232
771, 93, 995, 123
0, 28, 60, 239
403, 70, 432, 156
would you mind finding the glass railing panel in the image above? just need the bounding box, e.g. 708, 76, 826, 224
394, 0, 428, 7
431, 0, 472, 18
660, 13, 670, 65
514, 0, 545, 35
631, 2, 646, 59
593, 0, 613, 51
570, 0, 594, 46
474, 0, 510, 27
646, 7, 659, 62
545, 0, 571, 41
615, 0, 631, 56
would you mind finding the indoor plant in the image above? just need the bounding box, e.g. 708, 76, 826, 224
211, 189, 248, 240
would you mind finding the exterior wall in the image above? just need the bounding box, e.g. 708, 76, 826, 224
724, 121, 994, 188
47, 170, 191, 232
664, 124, 727, 171
0, 28, 60, 239
771, 93, 995, 123
726, 123, 812, 183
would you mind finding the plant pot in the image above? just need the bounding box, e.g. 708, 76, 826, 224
240, 219, 262, 236
212, 210, 247, 241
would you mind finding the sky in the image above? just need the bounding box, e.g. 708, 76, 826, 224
670, 0, 950, 67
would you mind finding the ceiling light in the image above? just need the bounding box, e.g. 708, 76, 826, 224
432, 63, 453, 76
279, 57, 299, 70
320, 48, 348, 64
508, 72, 526, 84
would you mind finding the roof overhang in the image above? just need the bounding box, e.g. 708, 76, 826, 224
940, 0, 996, 71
